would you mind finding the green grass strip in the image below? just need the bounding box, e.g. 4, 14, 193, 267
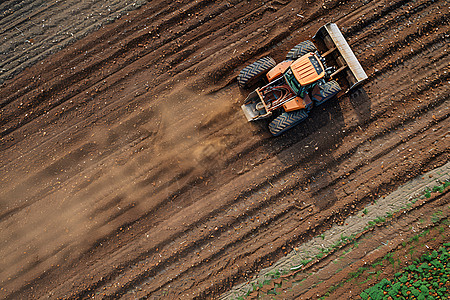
360, 244, 449, 300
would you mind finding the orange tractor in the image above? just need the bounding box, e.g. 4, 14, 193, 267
239, 23, 367, 136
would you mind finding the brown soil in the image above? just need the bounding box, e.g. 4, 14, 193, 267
0, 0, 448, 299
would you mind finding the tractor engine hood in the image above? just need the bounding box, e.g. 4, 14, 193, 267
290, 53, 325, 86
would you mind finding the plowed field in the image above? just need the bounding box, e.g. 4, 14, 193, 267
0, 0, 448, 299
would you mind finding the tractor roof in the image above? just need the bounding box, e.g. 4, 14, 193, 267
291, 53, 325, 86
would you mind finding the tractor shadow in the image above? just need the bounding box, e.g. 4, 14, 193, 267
348, 87, 372, 124
261, 86, 371, 211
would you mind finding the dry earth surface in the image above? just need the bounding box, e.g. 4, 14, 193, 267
0, 0, 448, 299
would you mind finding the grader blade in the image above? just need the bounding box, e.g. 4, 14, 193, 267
314, 23, 368, 89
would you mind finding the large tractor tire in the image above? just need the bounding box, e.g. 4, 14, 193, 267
311, 80, 341, 105
268, 109, 308, 136
237, 56, 276, 89
286, 40, 317, 60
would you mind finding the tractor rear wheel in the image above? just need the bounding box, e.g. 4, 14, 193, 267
237, 56, 276, 89
268, 109, 308, 136
311, 80, 341, 105
286, 40, 317, 60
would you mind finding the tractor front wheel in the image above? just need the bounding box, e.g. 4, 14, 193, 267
237, 56, 276, 89
268, 109, 308, 136
311, 80, 341, 106
286, 40, 317, 60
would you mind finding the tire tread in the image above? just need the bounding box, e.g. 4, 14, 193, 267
311, 80, 341, 105
286, 40, 317, 60
268, 109, 308, 136
237, 57, 276, 88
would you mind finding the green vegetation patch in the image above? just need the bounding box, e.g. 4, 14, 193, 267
360, 244, 450, 300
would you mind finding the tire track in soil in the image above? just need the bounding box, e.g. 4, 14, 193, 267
0, 0, 448, 298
